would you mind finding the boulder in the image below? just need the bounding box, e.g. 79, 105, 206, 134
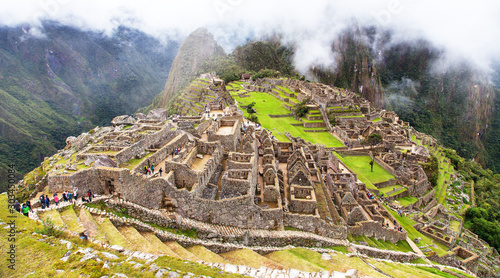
147, 108, 168, 121
93, 156, 117, 168
345, 269, 358, 278
66, 136, 77, 145
111, 115, 135, 127
136, 113, 147, 120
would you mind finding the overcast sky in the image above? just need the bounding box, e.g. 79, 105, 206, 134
1, 0, 499, 72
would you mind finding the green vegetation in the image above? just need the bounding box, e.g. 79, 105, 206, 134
337, 155, 395, 189
294, 100, 310, 118
35, 217, 64, 238
231, 90, 344, 147
379, 185, 407, 197
383, 204, 449, 256
349, 235, 413, 253
395, 196, 419, 206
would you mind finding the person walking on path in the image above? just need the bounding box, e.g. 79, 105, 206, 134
54, 194, 59, 206
45, 195, 50, 209
62, 191, 68, 202
13, 200, 21, 213
87, 190, 92, 202
151, 165, 154, 174
73, 187, 78, 202
67, 192, 73, 204
159, 167, 163, 177
21, 204, 30, 217
40, 195, 45, 209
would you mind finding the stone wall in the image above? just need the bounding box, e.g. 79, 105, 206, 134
283, 213, 347, 239
374, 157, 398, 177
348, 220, 407, 243
303, 121, 325, 128
114, 124, 175, 165
353, 245, 422, 262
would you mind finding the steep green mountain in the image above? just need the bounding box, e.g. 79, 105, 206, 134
155, 28, 226, 110
0, 23, 178, 192
312, 26, 498, 173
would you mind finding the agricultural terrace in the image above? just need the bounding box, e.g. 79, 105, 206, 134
229, 83, 344, 147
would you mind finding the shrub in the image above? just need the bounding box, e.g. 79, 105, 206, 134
35, 217, 64, 238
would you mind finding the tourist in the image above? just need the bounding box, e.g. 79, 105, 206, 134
21, 204, 30, 217
62, 191, 68, 202
13, 200, 21, 213
79, 231, 88, 241
54, 194, 59, 206
159, 168, 163, 177
151, 165, 154, 174
81, 196, 89, 203
26, 200, 32, 211
67, 192, 73, 204
144, 166, 148, 175
40, 195, 45, 209
87, 190, 92, 202
45, 196, 50, 208
73, 187, 79, 201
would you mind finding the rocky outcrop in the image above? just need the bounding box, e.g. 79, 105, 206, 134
111, 115, 135, 126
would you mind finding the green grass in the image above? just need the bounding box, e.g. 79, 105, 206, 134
394, 196, 419, 206
350, 235, 414, 253
371, 117, 382, 122
301, 117, 324, 123
121, 152, 152, 170
338, 156, 395, 190
379, 185, 405, 195
450, 220, 461, 233
231, 89, 344, 147
336, 115, 365, 118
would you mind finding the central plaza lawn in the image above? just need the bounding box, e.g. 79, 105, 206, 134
337, 155, 395, 190
231, 89, 344, 147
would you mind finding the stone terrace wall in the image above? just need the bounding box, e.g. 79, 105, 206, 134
353, 244, 422, 262
283, 213, 347, 239
348, 220, 407, 243
374, 157, 398, 177
115, 124, 174, 165
134, 132, 188, 173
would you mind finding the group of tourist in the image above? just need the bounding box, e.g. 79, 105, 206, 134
384, 220, 405, 232
366, 191, 375, 200
171, 147, 183, 157
144, 165, 163, 176
13, 200, 32, 217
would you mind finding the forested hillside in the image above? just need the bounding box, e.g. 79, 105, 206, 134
0, 23, 178, 192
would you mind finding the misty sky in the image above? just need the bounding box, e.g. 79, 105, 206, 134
1, 0, 499, 72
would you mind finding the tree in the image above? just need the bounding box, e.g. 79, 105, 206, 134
294, 100, 309, 118
246, 102, 256, 114
361, 133, 383, 172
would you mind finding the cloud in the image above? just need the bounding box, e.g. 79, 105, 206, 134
1, 0, 500, 73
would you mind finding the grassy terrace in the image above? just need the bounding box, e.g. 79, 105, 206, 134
349, 235, 414, 253
394, 196, 419, 206
230, 86, 344, 147
379, 185, 407, 197
336, 155, 395, 190
371, 117, 382, 122
383, 204, 449, 256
